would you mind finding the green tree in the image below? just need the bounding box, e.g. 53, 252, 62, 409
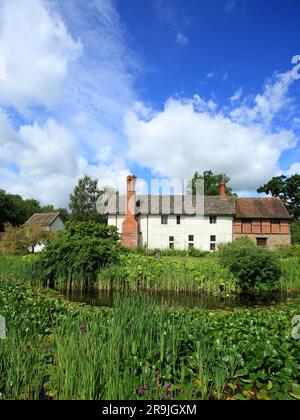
0, 188, 68, 230
257, 174, 300, 220
69, 175, 105, 223
187, 170, 235, 196
291, 221, 300, 244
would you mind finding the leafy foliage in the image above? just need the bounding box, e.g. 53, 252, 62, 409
0, 189, 69, 231
219, 237, 282, 292
98, 253, 237, 294
34, 221, 122, 286
0, 282, 300, 400
133, 246, 210, 258
291, 221, 300, 244
69, 175, 106, 223
257, 174, 300, 220
0, 223, 56, 255
187, 170, 235, 196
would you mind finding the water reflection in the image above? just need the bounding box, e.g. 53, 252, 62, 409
61, 287, 300, 310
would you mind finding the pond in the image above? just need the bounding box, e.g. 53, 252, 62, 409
60, 287, 300, 310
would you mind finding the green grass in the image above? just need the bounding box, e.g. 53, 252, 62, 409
97, 254, 237, 294
280, 257, 300, 291
1, 281, 300, 400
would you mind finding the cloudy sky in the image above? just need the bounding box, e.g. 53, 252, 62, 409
0, 0, 299, 206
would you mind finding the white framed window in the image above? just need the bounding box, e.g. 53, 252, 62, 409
210, 216, 217, 224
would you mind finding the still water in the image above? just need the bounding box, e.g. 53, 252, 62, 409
61, 287, 300, 310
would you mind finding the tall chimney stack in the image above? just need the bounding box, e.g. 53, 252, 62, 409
220, 178, 226, 199
121, 175, 139, 248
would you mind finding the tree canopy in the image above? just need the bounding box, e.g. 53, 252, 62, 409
187, 170, 235, 196
0, 189, 69, 231
257, 174, 300, 220
69, 175, 106, 223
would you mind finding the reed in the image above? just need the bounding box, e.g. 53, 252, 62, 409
1, 282, 300, 400
280, 257, 300, 291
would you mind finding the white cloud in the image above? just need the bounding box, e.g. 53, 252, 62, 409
124, 72, 298, 193
0, 0, 82, 112
230, 87, 243, 103
176, 33, 188, 47
0, 0, 138, 206
230, 72, 294, 126
286, 162, 300, 176
0, 112, 131, 206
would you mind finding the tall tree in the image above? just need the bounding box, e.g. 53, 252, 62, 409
257, 174, 300, 220
187, 170, 235, 196
69, 175, 105, 222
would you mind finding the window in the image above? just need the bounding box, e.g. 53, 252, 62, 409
210, 235, 216, 242
161, 215, 168, 225
176, 215, 181, 225
257, 238, 267, 248
188, 235, 194, 242
210, 243, 216, 252
188, 243, 194, 249
169, 236, 175, 250
210, 216, 217, 224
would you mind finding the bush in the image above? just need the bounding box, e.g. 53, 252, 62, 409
274, 244, 300, 259
291, 221, 300, 244
218, 237, 282, 293
132, 247, 210, 258
33, 222, 122, 287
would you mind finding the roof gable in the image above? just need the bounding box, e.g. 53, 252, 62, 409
24, 212, 61, 227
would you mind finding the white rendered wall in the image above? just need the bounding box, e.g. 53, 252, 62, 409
108, 215, 233, 250
49, 217, 65, 231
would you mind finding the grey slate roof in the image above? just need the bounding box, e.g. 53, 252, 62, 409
106, 195, 236, 216
24, 212, 61, 227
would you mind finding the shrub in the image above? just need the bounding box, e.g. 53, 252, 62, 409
218, 237, 282, 293
33, 222, 122, 287
132, 247, 210, 258
0, 223, 56, 255
291, 221, 300, 244
274, 244, 300, 259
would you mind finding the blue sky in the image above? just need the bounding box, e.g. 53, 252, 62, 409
0, 0, 299, 206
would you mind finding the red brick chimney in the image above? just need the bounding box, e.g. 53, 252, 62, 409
220, 178, 226, 199
121, 175, 139, 248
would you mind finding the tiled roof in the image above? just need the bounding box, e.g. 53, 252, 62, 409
236, 198, 291, 219
106, 195, 236, 216
24, 212, 61, 227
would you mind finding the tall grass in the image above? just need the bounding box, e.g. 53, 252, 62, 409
0, 286, 240, 400
280, 257, 300, 291
97, 255, 238, 295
